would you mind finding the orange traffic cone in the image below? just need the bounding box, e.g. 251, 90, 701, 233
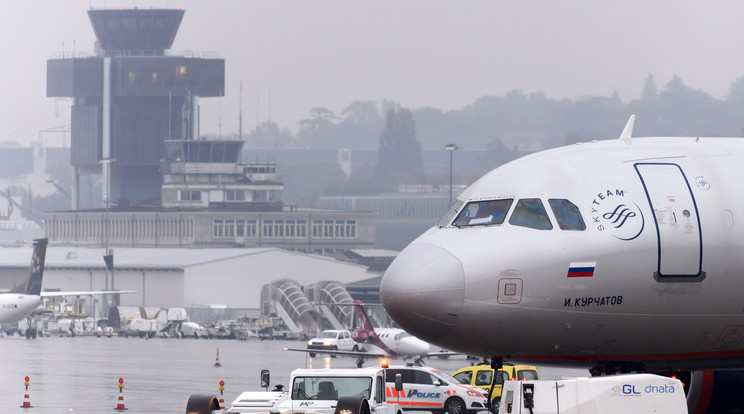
20, 376, 32, 408
214, 347, 222, 367
115, 378, 127, 411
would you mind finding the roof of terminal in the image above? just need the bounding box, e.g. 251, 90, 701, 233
0, 246, 276, 270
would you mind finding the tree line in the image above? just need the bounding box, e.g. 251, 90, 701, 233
26, 74, 744, 213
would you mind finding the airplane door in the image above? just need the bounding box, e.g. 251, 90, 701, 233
634, 163, 704, 280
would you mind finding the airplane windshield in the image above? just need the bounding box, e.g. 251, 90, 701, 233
548, 199, 586, 231
452, 199, 513, 227
438, 199, 465, 227
509, 199, 553, 230
394, 332, 412, 340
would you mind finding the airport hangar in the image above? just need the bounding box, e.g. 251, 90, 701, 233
0, 246, 376, 310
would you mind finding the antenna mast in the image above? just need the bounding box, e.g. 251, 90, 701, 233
239, 80, 243, 140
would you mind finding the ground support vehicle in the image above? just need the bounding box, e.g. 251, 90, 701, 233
498, 374, 685, 414
186, 367, 404, 414
452, 362, 539, 409
306, 329, 356, 357
385, 365, 488, 414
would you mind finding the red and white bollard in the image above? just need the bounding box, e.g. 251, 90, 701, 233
214, 347, 222, 367
218, 380, 226, 410
115, 377, 127, 411
20, 376, 32, 408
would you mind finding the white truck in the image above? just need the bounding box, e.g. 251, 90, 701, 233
186, 367, 405, 414
498, 373, 686, 414
307, 329, 356, 357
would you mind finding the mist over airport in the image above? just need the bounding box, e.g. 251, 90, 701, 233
1, 3, 744, 413
4, 0, 744, 147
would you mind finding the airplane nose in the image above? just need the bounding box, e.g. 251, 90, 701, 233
381, 242, 465, 342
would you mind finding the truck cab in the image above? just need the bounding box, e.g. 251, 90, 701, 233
187, 367, 403, 414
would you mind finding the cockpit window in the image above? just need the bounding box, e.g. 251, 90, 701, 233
548, 199, 586, 231
438, 199, 465, 227
453, 199, 513, 227
394, 332, 411, 341
508, 199, 553, 230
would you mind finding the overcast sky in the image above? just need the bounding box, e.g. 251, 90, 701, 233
3, 0, 744, 146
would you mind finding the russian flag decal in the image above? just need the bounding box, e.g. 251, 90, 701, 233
567, 262, 596, 278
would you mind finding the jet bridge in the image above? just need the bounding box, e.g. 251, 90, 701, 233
260, 279, 318, 336
305, 281, 354, 330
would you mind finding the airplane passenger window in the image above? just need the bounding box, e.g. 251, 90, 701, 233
508, 199, 553, 230
452, 199, 513, 227
438, 199, 465, 227
548, 199, 586, 231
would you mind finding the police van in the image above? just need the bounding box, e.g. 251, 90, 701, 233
384, 365, 489, 414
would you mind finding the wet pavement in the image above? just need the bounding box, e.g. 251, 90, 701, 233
0, 335, 589, 413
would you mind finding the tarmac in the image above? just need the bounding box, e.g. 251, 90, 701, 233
0, 334, 589, 413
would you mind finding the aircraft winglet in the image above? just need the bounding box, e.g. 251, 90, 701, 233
619, 114, 635, 145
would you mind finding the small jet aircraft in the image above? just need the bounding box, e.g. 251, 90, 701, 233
286, 301, 435, 367
0, 238, 135, 336
380, 116, 744, 413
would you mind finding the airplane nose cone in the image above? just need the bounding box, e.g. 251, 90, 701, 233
381, 242, 465, 342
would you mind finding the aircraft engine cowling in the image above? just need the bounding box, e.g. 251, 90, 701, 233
670, 370, 744, 414
352, 329, 369, 343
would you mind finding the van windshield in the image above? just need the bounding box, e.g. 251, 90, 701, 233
292, 376, 372, 400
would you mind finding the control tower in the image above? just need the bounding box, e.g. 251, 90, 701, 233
47, 9, 225, 208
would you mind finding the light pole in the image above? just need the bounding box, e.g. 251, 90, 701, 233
445, 144, 459, 205
99, 157, 116, 309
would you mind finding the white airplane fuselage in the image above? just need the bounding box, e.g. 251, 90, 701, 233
381, 137, 744, 372
0, 295, 42, 324
371, 327, 431, 357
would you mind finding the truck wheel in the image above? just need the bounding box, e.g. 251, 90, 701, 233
444, 397, 466, 414
334, 395, 370, 414
185, 394, 220, 414
331, 345, 338, 358
489, 398, 500, 413
309, 352, 317, 358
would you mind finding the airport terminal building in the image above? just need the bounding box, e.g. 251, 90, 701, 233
41, 8, 375, 254
42, 139, 376, 253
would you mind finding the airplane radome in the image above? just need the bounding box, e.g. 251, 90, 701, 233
380, 117, 744, 413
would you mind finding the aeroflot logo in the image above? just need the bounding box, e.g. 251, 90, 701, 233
590, 189, 645, 241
